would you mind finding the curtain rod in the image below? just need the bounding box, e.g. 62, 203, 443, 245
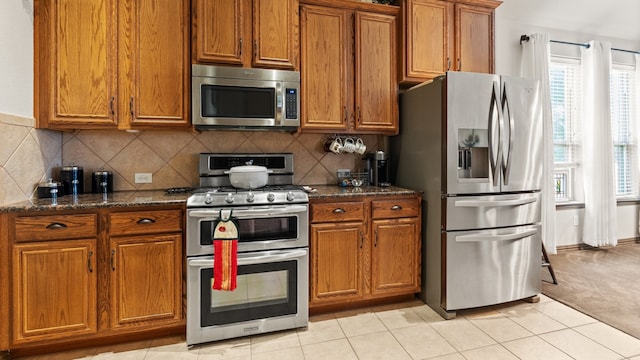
519, 35, 640, 55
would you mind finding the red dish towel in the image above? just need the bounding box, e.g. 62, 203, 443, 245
212, 211, 238, 291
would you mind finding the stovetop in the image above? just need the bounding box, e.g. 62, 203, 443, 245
187, 185, 308, 207
188, 153, 309, 207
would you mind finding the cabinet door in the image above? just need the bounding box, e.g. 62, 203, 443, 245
354, 11, 398, 134
310, 222, 364, 305
401, 0, 453, 82
110, 234, 182, 328
454, 4, 494, 73
12, 240, 97, 344
194, 0, 247, 65
123, 0, 190, 128
371, 218, 420, 295
36, 0, 118, 129
300, 5, 351, 132
253, 0, 298, 69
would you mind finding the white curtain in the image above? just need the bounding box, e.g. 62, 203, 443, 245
636, 55, 640, 221
520, 34, 557, 253
581, 41, 617, 247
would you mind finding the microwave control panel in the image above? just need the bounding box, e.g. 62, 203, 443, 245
285, 88, 298, 119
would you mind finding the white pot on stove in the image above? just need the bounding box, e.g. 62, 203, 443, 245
224, 165, 272, 189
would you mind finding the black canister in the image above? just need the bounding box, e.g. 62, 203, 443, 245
92, 170, 113, 193
37, 179, 63, 198
60, 165, 84, 195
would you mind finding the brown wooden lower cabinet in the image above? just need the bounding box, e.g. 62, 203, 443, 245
309, 194, 421, 311
12, 239, 98, 345
2, 205, 185, 354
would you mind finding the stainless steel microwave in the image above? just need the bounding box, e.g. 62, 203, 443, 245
192, 64, 300, 131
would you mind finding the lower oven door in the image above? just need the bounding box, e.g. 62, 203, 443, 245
186, 248, 309, 346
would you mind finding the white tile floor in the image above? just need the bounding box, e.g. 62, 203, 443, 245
15, 295, 640, 360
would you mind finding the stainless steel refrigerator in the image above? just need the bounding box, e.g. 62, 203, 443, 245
390, 71, 543, 319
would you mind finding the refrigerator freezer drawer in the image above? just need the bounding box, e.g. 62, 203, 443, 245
443, 224, 541, 311
444, 192, 541, 231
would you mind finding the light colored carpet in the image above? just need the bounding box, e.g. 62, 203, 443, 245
542, 242, 640, 339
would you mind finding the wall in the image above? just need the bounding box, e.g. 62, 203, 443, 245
62, 130, 382, 191
0, 1, 61, 205
494, 0, 640, 247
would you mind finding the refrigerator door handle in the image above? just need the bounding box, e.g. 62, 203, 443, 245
501, 83, 514, 185
456, 229, 538, 243
454, 197, 537, 208
488, 81, 502, 187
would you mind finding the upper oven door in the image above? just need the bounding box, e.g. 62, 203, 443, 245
186, 204, 309, 256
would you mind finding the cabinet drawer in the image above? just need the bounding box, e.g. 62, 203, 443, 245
311, 202, 364, 223
109, 210, 182, 236
372, 198, 420, 219
14, 214, 97, 242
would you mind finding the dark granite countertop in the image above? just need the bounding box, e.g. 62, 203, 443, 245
306, 185, 420, 199
0, 190, 190, 213
0, 186, 421, 213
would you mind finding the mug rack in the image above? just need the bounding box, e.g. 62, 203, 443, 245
323, 135, 367, 155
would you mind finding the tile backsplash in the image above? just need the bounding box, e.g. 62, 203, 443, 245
0, 113, 62, 205
61, 129, 384, 192
0, 109, 384, 205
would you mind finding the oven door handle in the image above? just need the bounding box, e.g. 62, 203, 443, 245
189, 205, 308, 219
188, 249, 308, 267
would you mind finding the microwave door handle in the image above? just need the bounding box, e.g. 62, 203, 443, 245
190, 205, 308, 219
276, 84, 283, 126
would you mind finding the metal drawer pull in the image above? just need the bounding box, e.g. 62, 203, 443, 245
455, 197, 537, 207
374, 230, 378, 247
46, 222, 67, 229
333, 208, 345, 213
359, 231, 364, 248
111, 249, 116, 271
391, 205, 403, 210
456, 229, 538, 243
137, 218, 156, 225
88, 251, 94, 273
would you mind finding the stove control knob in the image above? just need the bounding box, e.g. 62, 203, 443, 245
267, 193, 275, 202
246, 192, 255, 203
204, 193, 214, 204
225, 193, 235, 204
286, 191, 295, 202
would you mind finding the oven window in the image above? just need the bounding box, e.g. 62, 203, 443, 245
200, 260, 297, 326
201, 85, 275, 119
200, 217, 298, 246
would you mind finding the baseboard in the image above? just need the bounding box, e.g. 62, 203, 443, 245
556, 237, 640, 253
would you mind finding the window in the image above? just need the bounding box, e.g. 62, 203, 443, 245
550, 56, 639, 202
549, 57, 582, 201
610, 65, 637, 197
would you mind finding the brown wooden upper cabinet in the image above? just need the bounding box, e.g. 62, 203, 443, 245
300, 2, 398, 134
35, 0, 191, 130
399, 0, 501, 85
193, 0, 299, 70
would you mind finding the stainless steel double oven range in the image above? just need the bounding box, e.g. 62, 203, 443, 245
186, 153, 309, 346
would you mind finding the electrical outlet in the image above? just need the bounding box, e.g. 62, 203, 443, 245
134, 173, 152, 184
573, 214, 579, 226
